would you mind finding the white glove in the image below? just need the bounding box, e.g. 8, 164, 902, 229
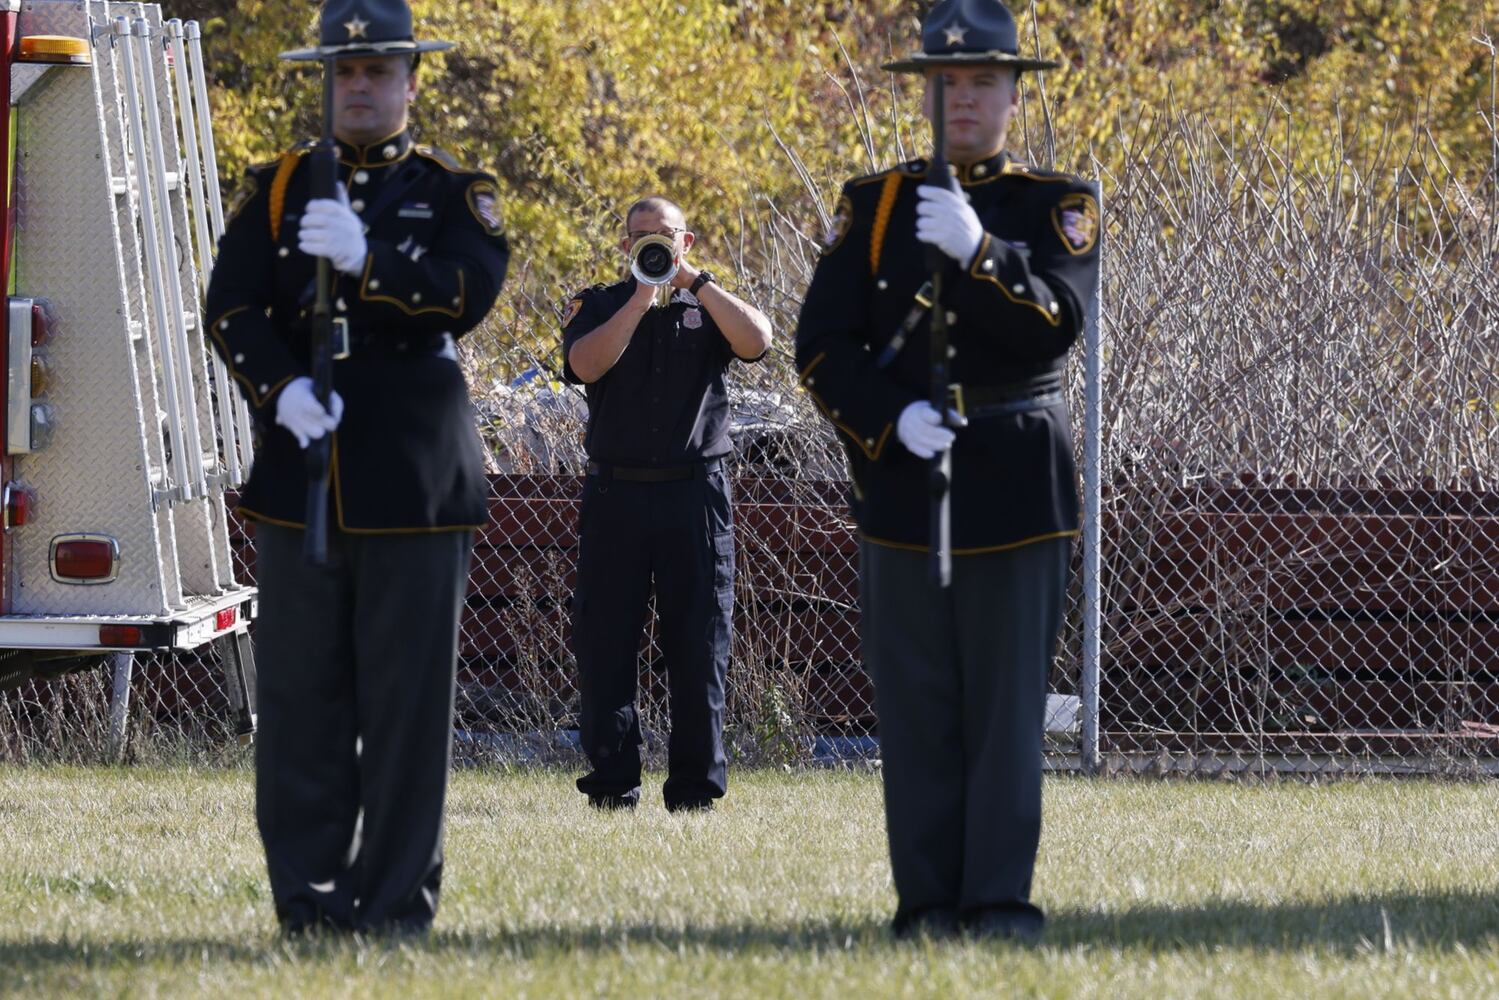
298, 183, 368, 275
897, 401, 965, 460
275, 376, 344, 449
915, 184, 984, 267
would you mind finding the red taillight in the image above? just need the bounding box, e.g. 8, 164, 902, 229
30, 301, 50, 348
99, 625, 143, 646
50, 534, 120, 584
3, 482, 35, 529
215, 608, 237, 631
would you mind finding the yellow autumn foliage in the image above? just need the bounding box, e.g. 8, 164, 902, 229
183, 0, 1495, 295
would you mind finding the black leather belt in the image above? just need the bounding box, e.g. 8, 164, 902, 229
948, 374, 1065, 419
338, 329, 449, 359
586, 457, 723, 482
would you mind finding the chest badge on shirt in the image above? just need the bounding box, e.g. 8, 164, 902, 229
683, 308, 703, 330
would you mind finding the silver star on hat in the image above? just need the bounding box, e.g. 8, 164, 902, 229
944, 24, 968, 46
344, 15, 369, 39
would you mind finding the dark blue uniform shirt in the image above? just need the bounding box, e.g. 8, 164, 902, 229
562, 277, 756, 467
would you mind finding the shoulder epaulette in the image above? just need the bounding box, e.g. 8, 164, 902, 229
569, 283, 609, 300
849, 159, 926, 187
413, 144, 472, 174
1000, 161, 1075, 183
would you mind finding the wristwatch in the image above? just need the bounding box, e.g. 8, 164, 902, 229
689, 270, 717, 296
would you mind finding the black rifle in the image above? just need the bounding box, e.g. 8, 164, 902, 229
303, 57, 337, 565
926, 74, 957, 588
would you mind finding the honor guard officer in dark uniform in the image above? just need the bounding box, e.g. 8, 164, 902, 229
562, 196, 772, 812
204, 0, 508, 936
795, 0, 1099, 942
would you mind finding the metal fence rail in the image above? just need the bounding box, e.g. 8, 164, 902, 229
2, 106, 1495, 775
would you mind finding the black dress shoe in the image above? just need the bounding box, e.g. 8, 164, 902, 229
588, 792, 639, 811
891, 905, 961, 941
962, 904, 1044, 945
665, 798, 715, 814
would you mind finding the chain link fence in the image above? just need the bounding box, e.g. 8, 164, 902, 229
3, 93, 1495, 775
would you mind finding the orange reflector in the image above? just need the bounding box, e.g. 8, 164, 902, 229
29, 356, 49, 396
3, 482, 35, 529
18, 35, 91, 65
99, 625, 143, 647
215, 608, 237, 631
51, 536, 119, 583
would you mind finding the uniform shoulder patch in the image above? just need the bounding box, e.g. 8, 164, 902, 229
465, 179, 505, 236
820, 193, 854, 256
562, 284, 607, 327
1051, 190, 1100, 255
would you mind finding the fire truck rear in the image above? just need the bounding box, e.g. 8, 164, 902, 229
0, 0, 257, 743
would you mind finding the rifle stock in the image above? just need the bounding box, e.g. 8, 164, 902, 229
303, 57, 337, 565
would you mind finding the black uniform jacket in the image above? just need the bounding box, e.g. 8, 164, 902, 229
205, 130, 509, 532
795, 150, 1100, 553
561, 278, 757, 466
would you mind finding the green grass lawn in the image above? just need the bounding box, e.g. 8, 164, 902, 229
1, 766, 1497, 998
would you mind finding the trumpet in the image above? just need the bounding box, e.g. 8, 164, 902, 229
629, 234, 680, 304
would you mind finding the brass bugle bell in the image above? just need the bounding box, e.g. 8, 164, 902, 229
629, 234, 679, 287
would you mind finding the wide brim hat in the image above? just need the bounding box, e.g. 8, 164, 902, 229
883, 0, 1060, 74
281, 0, 454, 62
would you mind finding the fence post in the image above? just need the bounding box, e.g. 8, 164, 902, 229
108, 652, 134, 762
1080, 188, 1104, 775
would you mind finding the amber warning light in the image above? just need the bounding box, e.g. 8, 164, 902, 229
18, 36, 92, 65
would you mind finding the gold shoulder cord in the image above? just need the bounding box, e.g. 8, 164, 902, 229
268, 151, 305, 243
869, 172, 903, 275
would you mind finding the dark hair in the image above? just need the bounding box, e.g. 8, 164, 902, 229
625, 195, 685, 230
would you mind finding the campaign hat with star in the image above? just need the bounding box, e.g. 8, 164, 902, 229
883, 0, 1060, 74
280, 0, 454, 61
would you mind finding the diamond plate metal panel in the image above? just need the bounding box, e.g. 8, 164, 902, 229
9, 42, 171, 616
17, 0, 88, 38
